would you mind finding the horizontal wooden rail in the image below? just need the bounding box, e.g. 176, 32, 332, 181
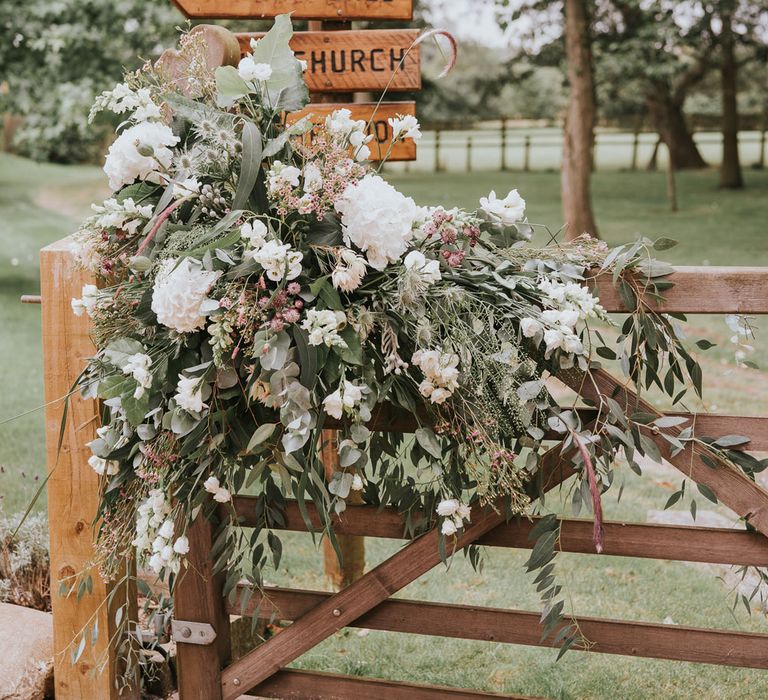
327, 404, 768, 450
588, 266, 768, 314
234, 586, 768, 669
228, 500, 768, 566
252, 668, 539, 700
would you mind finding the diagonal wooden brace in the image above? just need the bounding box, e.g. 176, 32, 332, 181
561, 367, 768, 537
219, 438, 578, 698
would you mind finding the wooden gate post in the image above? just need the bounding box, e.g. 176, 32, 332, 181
41, 237, 138, 699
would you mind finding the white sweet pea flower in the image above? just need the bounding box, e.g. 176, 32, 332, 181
71, 284, 100, 317
203, 475, 232, 503
267, 160, 301, 192
88, 455, 119, 476
441, 519, 458, 536
404, 250, 441, 284
238, 56, 273, 82
302, 162, 323, 193
302, 309, 347, 348
520, 318, 543, 338
241, 220, 268, 249
436, 499, 460, 517
122, 353, 153, 398
251, 239, 303, 282
173, 536, 190, 555
479, 189, 526, 226
323, 390, 344, 420
388, 114, 422, 141
174, 374, 207, 414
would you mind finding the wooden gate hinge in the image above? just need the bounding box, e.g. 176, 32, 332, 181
172, 620, 218, 646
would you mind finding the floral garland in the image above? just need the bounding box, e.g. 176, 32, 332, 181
65, 17, 765, 669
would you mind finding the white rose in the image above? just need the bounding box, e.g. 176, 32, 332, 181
479, 189, 526, 226
520, 318, 543, 338
103, 121, 179, 191
151, 258, 221, 333
436, 499, 459, 517
238, 56, 273, 82
334, 175, 418, 270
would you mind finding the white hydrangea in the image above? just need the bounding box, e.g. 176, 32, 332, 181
334, 174, 418, 270
322, 380, 369, 420
88, 455, 120, 476
301, 309, 348, 348
479, 189, 526, 226
241, 219, 268, 248
91, 197, 154, 235
331, 248, 367, 293
251, 240, 303, 282
123, 353, 153, 399
174, 374, 207, 414
71, 284, 100, 317
237, 56, 273, 83
151, 258, 221, 333
412, 349, 460, 404
388, 114, 422, 141
103, 121, 179, 191
403, 250, 441, 285
267, 160, 301, 193
203, 475, 231, 503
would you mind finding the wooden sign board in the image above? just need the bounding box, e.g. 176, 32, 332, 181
287, 102, 417, 161
237, 29, 420, 93
173, 0, 413, 20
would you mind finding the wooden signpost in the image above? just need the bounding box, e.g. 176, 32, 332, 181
288, 101, 418, 160
236, 29, 421, 92
172, 0, 413, 20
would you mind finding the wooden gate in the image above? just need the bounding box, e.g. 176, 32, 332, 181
163, 266, 768, 700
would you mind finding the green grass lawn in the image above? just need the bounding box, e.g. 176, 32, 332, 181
1, 153, 767, 698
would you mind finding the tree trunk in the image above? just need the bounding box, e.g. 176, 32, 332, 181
561, 0, 599, 240
719, 3, 743, 188
646, 86, 707, 170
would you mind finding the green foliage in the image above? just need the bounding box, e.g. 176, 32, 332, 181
0, 0, 181, 162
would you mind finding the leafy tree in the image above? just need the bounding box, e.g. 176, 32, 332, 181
0, 0, 181, 162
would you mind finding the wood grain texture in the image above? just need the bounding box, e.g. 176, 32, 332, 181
237, 587, 768, 669
562, 367, 768, 537
41, 238, 138, 700
172, 0, 414, 20
174, 516, 231, 700
287, 101, 417, 161
253, 668, 541, 699
237, 29, 420, 92
589, 266, 768, 314
220, 504, 506, 699
228, 499, 768, 565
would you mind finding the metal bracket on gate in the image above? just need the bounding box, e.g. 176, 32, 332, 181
172, 620, 218, 646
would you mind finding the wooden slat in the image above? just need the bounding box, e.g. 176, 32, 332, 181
236, 587, 768, 669
41, 238, 138, 700
562, 367, 768, 537
172, 0, 414, 20
253, 668, 536, 700
326, 405, 768, 451
237, 29, 420, 93
229, 499, 768, 565
286, 101, 417, 161
174, 516, 232, 700
219, 503, 509, 698
589, 266, 768, 314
